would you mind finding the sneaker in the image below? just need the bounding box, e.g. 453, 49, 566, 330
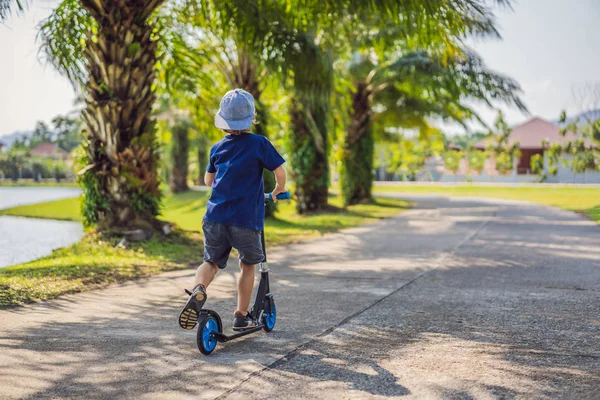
178, 285, 207, 330
233, 312, 257, 331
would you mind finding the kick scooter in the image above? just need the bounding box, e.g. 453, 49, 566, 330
189, 191, 291, 355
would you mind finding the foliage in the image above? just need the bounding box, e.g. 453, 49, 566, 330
466, 143, 486, 174
534, 84, 600, 181
450, 131, 488, 150
0, 150, 71, 181
10, 115, 82, 153
384, 127, 445, 179
443, 149, 464, 174
485, 111, 521, 175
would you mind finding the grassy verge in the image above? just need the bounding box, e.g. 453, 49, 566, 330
0, 180, 77, 187
0, 198, 80, 221
0, 192, 409, 306
373, 184, 600, 223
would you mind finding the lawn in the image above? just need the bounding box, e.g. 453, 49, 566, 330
0, 191, 409, 306
0, 197, 80, 221
373, 183, 600, 223
0, 180, 77, 187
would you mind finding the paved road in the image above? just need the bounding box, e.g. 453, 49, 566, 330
1, 195, 598, 399
0, 187, 83, 268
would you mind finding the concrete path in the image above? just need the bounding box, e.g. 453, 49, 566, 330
1, 196, 599, 399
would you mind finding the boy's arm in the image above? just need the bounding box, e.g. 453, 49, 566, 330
204, 172, 215, 187
270, 165, 287, 203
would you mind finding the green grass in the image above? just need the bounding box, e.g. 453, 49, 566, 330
0, 180, 77, 187
0, 191, 409, 306
0, 231, 204, 307
373, 183, 600, 222
161, 191, 409, 246
0, 198, 81, 221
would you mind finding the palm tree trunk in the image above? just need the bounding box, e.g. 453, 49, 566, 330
197, 142, 207, 186
79, 0, 164, 232
169, 121, 190, 193
289, 97, 329, 213
341, 81, 374, 205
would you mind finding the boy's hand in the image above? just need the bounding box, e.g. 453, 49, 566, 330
271, 186, 286, 203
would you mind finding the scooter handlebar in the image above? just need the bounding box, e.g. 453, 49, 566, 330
265, 192, 291, 201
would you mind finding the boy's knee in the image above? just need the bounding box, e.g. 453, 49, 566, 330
239, 261, 255, 270
199, 261, 219, 272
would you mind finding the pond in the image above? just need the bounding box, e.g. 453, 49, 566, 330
0, 187, 83, 268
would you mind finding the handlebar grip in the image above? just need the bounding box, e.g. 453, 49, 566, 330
276, 192, 291, 200
265, 192, 291, 201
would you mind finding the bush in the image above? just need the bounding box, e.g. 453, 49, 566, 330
0, 152, 72, 181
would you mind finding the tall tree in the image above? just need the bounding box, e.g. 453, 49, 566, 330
37, 0, 165, 232
340, 46, 526, 204
169, 118, 191, 193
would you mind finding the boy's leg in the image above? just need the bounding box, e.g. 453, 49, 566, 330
229, 225, 263, 330
194, 261, 219, 290
236, 262, 255, 315
179, 220, 230, 330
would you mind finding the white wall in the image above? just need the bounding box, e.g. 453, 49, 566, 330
544, 155, 600, 183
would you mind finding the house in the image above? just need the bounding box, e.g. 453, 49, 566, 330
473, 117, 580, 175
440, 117, 600, 183
30, 142, 69, 159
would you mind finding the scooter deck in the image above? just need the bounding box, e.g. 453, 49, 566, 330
212, 325, 264, 342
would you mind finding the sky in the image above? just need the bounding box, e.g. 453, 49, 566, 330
0, 0, 599, 137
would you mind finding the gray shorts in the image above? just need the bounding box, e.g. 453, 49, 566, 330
202, 219, 264, 269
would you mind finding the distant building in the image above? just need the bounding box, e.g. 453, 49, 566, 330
473, 117, 581, 175
30, 142, 69, 159
440, 117, 600, 183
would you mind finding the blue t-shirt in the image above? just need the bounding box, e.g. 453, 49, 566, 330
204, 133, 285, 231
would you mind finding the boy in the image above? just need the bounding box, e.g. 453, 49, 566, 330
178, 88, 287, 331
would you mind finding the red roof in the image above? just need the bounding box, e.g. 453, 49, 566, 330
30, 142, 69, 159
474, 117, 580, 150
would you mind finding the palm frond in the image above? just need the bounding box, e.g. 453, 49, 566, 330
36, 0, 91, 89
0, 0, 26, 21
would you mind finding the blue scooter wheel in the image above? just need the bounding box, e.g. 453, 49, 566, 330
197, 316, 219, 355
263, 299, 276, 332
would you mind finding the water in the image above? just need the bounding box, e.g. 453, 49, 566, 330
0, 216, 84, 268
0, 187, 83, 268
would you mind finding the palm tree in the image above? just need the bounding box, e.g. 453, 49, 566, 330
336, 0, 526, 205
279, 0, 520, 212
34, 0, 165, 231
341, 48, 527, 204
